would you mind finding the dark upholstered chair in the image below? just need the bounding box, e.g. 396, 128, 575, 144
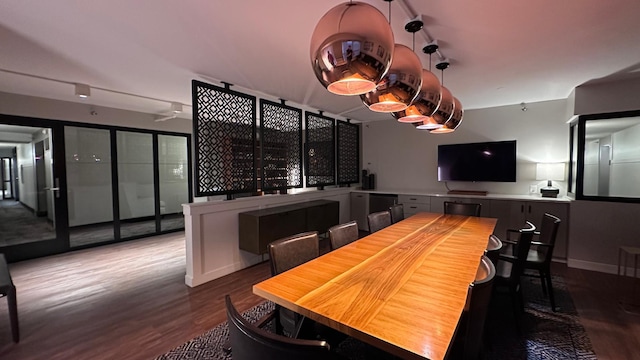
485, 234, 503, 268
367, 211, 392, 233
509, 213, 561, 312
328, 221, 359, 251
389, 204, 405, 224
444, 202, 482, 217
225, 295, 338, 360
268, 231, 320, 336
0, 254, 18, 343
448, 255, 496, 360
494, 221, 536, 332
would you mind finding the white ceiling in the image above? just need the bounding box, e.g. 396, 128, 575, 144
1, 0, 640, 124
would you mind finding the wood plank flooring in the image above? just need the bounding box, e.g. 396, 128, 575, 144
0, 232, 637, 359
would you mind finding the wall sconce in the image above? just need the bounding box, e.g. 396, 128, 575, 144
74, 83, 91, 98
536, 162, 565, 198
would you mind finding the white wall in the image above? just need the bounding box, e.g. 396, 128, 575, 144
362, 99, 569, 196
16, 142, 36, 210
574, 77, 640, 115
0, 91, 191, 134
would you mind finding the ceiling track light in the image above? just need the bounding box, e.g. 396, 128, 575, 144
170, 102, 183, 114
74, 83, 90, 98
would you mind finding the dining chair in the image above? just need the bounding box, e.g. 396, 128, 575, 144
389, 204, 405, 224
508, 213, 561, 312
493, 221, 536, 332
225, 295, 339, 360
268, 231, 320, 336
328, 220, 359, 251
367, 211, 392, 233
485, 234, 503, 268
444, 201, 482, 217
448, 255, 496, 360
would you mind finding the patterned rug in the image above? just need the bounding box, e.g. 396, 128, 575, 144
157, 276, 596, 360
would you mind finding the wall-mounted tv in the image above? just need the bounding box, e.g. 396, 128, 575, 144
437, 140, 517, 182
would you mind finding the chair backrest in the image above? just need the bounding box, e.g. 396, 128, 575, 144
508, 221, 536, 282
389, 204, 405, 224
444, 201, 482, 216
485, 234, 503, 268
536, 213, 561, 263
367, 211, 392, 233
449, 255, 496, 360
328, 220, 359, 251
225, 295, 332, 360
268, 231, 319, 276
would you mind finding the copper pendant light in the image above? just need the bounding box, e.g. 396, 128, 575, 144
361, 43, 423, 112
418, 60, 454, 130
395, 69, 441, 123
431, 96, 464, 133
402, 40, 442, 127
310, 1, 395, 96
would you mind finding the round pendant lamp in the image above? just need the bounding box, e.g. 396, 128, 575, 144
361, 44, 423, 112
419, 84, 454, 130
397, 69, 442, 124
431, 96, 464, 133
310, 2, 395, 96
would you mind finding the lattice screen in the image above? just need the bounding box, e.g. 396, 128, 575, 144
192, 80, 257, 196
305, 112, 335, 187
336, 120, 360, 185
259, 100, 303, 190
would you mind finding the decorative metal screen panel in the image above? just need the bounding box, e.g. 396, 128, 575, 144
336, 120, 360, 185
260, 100, 303, 190
192, 80, 257, 196
305, 112, 335, 187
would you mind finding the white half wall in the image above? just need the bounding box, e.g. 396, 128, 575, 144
182, 187, 353, 287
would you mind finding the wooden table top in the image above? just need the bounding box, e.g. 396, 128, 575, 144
253, 212, 497, 360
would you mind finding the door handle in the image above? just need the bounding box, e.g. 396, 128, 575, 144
49, 178, 61, 198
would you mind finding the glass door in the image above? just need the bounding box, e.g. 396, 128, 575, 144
158, 135, 189, 231
0, 124, 68, 261
117, 131, 156, 238
65, 126, 115, 247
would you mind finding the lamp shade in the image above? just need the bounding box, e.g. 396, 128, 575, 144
361, 44, 423, 112
536, 163, 565, 181
310, 2, 395, 96
393, 69, 442, 123
424, 86, 454, 132
430, 96, 463, 133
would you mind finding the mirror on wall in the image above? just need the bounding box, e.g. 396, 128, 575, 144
571, 112, 640, 201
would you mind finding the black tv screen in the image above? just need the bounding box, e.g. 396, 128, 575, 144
437, 140, 517, 182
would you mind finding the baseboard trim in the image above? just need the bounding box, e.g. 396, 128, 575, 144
567, 258, 638, 276
186, 255, 264, 287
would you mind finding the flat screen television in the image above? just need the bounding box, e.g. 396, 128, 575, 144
437, 140, 517, 182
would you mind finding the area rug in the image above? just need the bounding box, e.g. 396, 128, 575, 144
157, 276, 597, 360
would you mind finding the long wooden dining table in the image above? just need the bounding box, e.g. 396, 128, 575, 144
253, 212, 497, 360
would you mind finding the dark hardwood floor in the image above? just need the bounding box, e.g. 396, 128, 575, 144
0, 232, 638, 359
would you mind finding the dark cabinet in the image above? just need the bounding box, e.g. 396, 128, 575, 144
238, 200, 339, 254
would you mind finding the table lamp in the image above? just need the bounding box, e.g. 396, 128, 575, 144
536, 163, 565, 198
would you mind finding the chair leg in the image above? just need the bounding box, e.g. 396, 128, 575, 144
8, 286, 19, 343
510, 287, 522, 335
545, 272, 557, 312
539, 269, 548, 296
